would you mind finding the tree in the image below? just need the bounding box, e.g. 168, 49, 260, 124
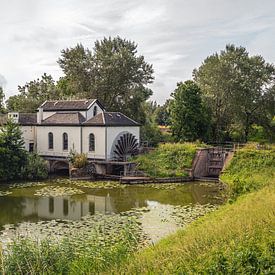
170, 80, 209, 142
0, 87, 5, 113
140, 101, 162, 146
6, 73, 61, 112
57, 36, 154, 121
194, 44, 275, 142
0, 120, 27, 180
21, 153, 48, 180
155, 100, 171, 126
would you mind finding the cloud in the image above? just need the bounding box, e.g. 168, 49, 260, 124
1, 0, 275, 103
0, 74, 7, 88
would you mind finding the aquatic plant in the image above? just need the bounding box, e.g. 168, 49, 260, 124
34, 186, 84, 197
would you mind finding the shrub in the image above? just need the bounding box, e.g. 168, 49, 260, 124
68, 150, 88, 168
134, 142, 207, 177
21, 153, 48, 180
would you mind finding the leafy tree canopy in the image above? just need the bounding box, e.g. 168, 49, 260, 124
6, 73, 61, 112
194, 44, 275, 142
57, 36, 154, 121
0, 120, 27, 180
170, 80, 209, 142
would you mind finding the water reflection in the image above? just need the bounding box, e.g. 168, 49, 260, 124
0, 182, 222, 229
22, 195, 115, 221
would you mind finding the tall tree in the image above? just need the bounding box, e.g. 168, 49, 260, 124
58, 36, 154, 121
6, 73, 61, 112
194, 44, 275, 142
170, 80, 209, 142
0, 120, 27, 180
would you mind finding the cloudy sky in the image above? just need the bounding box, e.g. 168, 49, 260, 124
1, 0, 275, 104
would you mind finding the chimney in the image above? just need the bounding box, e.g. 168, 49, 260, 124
37, 108, 43, 124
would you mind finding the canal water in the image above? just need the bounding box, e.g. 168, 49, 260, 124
0, 179, 223, 244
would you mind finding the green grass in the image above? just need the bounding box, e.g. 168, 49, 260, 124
0, 224, 139, 275
1, 145, 274, 274
134, 142, 207, 177
111, 185, 275, 274
221, 147, 275, 199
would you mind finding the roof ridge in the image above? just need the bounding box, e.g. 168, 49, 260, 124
102, 112, 106, 124
117, 112, 139, 125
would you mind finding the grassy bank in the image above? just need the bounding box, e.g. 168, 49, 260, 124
134, 142, 206, 177
112, 185, 275, 274
221, 146, 275, 199
0, 217, 140, 274
1, 146, 274, 274
109, 145, 275, 273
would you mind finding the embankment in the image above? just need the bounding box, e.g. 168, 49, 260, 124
134, 143, 207, 177
111, 146, 275, 274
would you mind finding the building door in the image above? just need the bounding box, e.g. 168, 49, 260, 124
29, 143, 34, 152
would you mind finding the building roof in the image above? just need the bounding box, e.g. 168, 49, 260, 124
40, 99, 104, 111
83, 112, 140, 126
0, 113, 37, 126
19, 113, 37, 125
41, 112, 86, 125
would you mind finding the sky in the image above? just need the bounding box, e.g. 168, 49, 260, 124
1, 0, 275, 104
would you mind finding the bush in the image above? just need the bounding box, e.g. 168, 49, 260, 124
134, 142, 207, 177
68, 150, 88, 168
21, 153, 48, 180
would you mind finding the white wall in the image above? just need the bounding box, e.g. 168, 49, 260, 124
106, 126, 140, 159
28, 124, 140, 160
82, 126, 106, 159
86, 102, 103, 120
21, 126, 36, 151
36, 126, 81, 157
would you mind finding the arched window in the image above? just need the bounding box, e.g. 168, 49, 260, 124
48, 132, 53, 149
93, 106, 97, 116
63, 133, 68, 151
63, 199, 69, 216
49, 197, 54, 213
89, 133, 95, 152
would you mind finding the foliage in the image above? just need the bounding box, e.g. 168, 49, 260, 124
140, 101, 162, 146
0, 120, 27, 181
111, 185, 275, 274
1, 224, 138, 274
134, 142, 206, 177
154, 99, 171, 126
170, 80, 210, 142
0, 87, 5, 113
194, 44, 275, 142
58, 36, 154, 122
220, 146, 275, 199
21, 153, 48, 180
68, 150, 88, 168
6, 73, 61, 112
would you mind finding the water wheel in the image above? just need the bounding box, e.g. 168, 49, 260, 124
113, 133, 139, 161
